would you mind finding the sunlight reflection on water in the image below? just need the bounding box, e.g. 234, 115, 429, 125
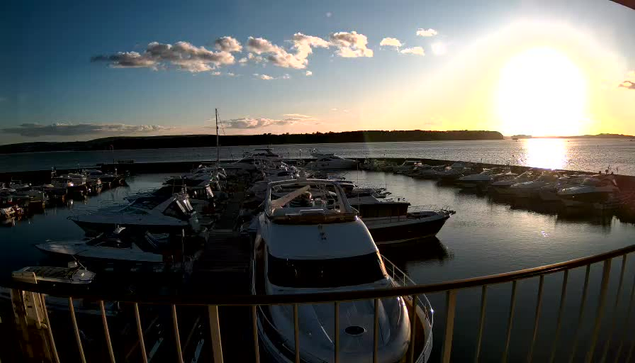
519, 138, 569, 170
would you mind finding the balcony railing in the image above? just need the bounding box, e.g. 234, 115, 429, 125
4, 243, 635, 363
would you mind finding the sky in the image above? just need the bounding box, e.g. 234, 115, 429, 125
1, 0, 634, 145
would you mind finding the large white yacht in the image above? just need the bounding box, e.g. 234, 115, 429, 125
557, 175, 621, 209
68, 193, 200, 236
253, 179, 433, 363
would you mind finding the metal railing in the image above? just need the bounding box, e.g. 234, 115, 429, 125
5, 243, 635, 363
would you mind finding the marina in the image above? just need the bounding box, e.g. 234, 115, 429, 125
0, 147, 634, 362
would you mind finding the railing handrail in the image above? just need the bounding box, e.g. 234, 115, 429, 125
6, 243, 635, 306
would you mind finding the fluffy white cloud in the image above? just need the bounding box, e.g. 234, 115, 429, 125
326, 12, 332, 18
416, 28, 438, 37
246, 33, 329, 69
400, 46, 425, 56
380, 37, 402, 48
305, 70, 313, 76
214, 36, 242, 52
2, 123, 170, 137
225, 114, 314, 129
330, 31, 373, 58
92, 37, 242, 73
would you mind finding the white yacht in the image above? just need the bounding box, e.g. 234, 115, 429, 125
508, 173, 560, 198
253, 179, 433, 363
305, 153, 358, 170
394, 160, 423, 175
557, 176, 621, 209
68, 193, 200, 236
490, 171, 536, 195
36, 227, 166, 264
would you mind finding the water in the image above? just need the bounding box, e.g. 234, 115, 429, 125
1, 171, 634, 361
1, 138, 634, 175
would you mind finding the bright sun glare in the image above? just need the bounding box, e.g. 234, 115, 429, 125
497, 47, 587, 136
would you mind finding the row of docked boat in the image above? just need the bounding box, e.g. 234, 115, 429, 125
367, 159, 624, 210
0, 169, 127, 223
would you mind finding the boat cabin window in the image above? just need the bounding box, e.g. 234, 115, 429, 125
267, 252, 386, 288
164, 201, 190, 220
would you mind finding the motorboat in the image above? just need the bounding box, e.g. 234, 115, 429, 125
394, 160, 422, 175
305, 154, 358, 170
490, 171, 536, 195
508, 173, 560, 198
250, 147, 283, 162
413, 165, 446, 180
0, 263, 120, 317
537, 175, 586, 202
253, 179, 433, 363
58, 173, 89, 197
456, 169, 498, 189
46, 176, 74, 199
557, 176, 621, 209
68, 192, 200, 236
437, 162, 472, 182
350, 195, 452, 245
83, 169, 104, 194
36, 227, 166, 264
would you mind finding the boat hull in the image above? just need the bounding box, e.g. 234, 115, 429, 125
364, 214, 449, 245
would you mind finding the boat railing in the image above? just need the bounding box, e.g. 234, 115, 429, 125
382, 255, 434, 327
4, 243, 635, 362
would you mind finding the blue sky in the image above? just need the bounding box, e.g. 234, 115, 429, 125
1, 0, 634, 145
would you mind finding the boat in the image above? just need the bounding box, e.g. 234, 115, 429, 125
350, 195, 452, 245
490, 171, 536, 195
68, 192, 201, 236
61, 173, 89, 197
394, 160, 422, 175
83, 169, 104, 194
250, 147, 283, 162
557, 176, 621, 209
46, 176, 74, 199
35, 227, 167, 265
436, 163, 472, 182
508, 172, 560, 198
456, 169, 500, 189
305, 153, 358, 170
0, 263, 120, 317
253, 179, 433, 363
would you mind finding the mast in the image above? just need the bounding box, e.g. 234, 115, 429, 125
215, 108, 220, 163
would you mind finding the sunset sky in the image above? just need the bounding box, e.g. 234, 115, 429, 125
1, 0, 634, 145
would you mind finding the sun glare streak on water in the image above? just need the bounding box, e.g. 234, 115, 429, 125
520, 138, 569, 170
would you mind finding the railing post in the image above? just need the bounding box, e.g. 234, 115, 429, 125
68, 297, 87, 363
502, 280, 518, 363
600, 255, 627, 363
334, 302, 340, 363
293, 304, 301, 363
251, 305, 260, 363
99, 301, 116, 363
615, 267, 635, 362
408, 295, 417, 363
442, 290, 457, 363
569, 265, 591, 363
171, 305, 184, 363
550, 270, 569, 363
586, 259, 612, 363
373, 298, 380, 363
474, 285, 488, 363
208, 305, 224, 363
133, 303, 148, 363
528, 275, 545, 363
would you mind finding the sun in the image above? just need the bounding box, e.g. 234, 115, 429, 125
496, 47, 587, 136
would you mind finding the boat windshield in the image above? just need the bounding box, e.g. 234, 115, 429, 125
267, 252, 386, 288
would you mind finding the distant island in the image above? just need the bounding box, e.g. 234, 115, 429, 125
512, 133, 634, 140
0, 130, 504, 154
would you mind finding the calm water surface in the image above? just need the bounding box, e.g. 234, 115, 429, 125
1, 171, 634, 361
1, 138, 634, 175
